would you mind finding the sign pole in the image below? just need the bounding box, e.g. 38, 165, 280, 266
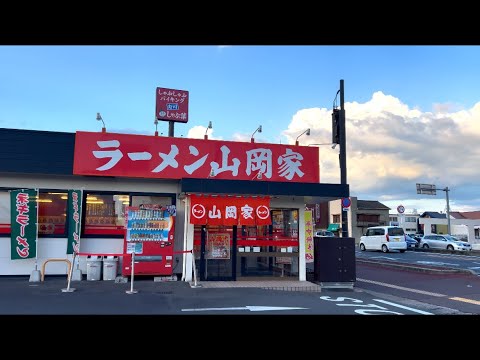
168, 121, 174, 137
339, 79, 349, 238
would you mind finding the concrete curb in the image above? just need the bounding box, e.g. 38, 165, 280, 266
356, 258, 476, 275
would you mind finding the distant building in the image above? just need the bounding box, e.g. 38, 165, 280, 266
389, 213, 420, 234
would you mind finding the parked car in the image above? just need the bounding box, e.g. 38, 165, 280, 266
315, 230, 335, 237
359, 226, 407, 253
420, 234, 472, 251
405, 234, 418, 250
413, 234, 424, 242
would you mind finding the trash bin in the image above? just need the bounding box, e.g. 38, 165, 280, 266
86, 256, 102, 281
103, 256, 118, 280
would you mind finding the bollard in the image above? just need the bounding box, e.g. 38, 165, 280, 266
126, 252, 138, 294
190, 250, 201, 288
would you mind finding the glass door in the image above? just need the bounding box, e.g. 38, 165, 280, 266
199, 225, 236, 281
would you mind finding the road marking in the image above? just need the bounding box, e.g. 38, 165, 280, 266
416, 261, 459, 266
181, 306, 308, 312
449, 297, 480, 305
373, 299, 433, 315
357, 278, 446, 297
370, 256, 398, 261
468, 267, 480, 270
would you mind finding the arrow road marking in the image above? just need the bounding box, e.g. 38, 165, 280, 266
181, 306, 308, 312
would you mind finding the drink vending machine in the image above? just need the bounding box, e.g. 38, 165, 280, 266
122, 204, 176, 276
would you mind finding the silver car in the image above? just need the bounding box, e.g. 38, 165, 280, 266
420, 234, 472, 251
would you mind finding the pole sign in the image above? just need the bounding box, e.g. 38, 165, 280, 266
397, 205, 405, 214
67, 189, 83, 254
416, 183, 436, 195
342, 197, 351, 211
155, 87, 189, 123
10, 189, 38, 260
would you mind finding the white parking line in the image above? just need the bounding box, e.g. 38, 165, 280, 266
373, 299, 433, 315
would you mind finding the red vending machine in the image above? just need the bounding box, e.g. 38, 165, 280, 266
122, 204, 175, 276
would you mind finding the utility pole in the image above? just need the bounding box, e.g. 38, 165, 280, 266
339, 79, 349, 238
444, 187, 451, 235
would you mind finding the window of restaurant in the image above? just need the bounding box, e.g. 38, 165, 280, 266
0, 190, 69, 237
0, 190, 10, 236
83, 192, 175, 237
237, 209, 299, 278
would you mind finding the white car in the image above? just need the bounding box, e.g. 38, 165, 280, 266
420, 234, 472, 251
359, 226, 407, 253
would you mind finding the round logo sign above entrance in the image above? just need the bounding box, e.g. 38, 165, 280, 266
397, 205, 405, 214
341, 197, 351, 208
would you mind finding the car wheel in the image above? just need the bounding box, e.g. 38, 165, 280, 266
422, 244, 429, 249
360, 243, 366, 251
399, 250, 405, 253
381, 244, 388, 253
447, 245, 454, 251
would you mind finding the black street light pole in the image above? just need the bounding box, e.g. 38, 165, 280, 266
339, 79, 349, 238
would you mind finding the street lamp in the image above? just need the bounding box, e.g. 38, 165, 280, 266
96, 112, 106, 133
251, 125, 262, 143
308, 143, 337, 149
295, 128, 310, 146
204, 121, 213, 140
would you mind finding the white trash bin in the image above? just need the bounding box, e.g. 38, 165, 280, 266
86, 256, 103, 281
103, 256, 118, 280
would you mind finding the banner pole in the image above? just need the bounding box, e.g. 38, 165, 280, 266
34, 188, 39, 270
28, 189, 42, 282
61, 252, 76, 292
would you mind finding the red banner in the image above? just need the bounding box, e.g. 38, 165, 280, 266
73, 131, 320, 183
189, 195, 271, 226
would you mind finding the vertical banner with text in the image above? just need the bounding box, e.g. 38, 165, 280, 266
305, 209, 314, 263
10, 189, 38, 260
67, 189, 83, 254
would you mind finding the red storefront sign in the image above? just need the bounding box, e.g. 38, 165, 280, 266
73, 131, 320, 183
189, 195, 271, 226
155, 87, 189, 123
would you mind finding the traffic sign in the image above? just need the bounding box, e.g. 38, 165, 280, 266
416, 183, 436, 195
397, 205, 405, 214
341, 197, 351, 208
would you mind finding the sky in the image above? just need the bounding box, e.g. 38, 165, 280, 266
1, 45, 480, 215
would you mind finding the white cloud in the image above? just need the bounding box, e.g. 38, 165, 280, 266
186, 125, 222, 140
283, 91, 480, 212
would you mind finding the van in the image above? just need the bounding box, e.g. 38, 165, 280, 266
359, 226, 407, 253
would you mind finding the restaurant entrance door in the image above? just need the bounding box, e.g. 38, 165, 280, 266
199, 225, 237, 281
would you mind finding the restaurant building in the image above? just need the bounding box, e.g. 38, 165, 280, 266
0, 127, 348, 281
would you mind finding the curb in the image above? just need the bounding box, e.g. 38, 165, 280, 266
356, 258, 476, 275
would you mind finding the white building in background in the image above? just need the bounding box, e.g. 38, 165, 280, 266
389, 213, 420, 234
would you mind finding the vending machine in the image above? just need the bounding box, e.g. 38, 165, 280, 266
122, 204, 176, 276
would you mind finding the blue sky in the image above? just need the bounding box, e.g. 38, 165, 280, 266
1, 45, 480, 214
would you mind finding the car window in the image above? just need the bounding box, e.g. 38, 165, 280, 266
366, 229, 374, 236
388, 228, 404, 236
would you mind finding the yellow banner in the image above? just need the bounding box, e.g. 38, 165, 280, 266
305, 210, 314, 263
